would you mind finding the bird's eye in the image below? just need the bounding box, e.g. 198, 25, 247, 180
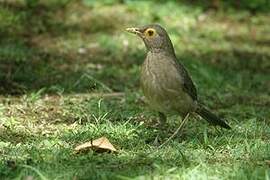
145, 28, 156, 37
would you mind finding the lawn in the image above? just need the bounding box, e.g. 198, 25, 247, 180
0, 0, 269, 179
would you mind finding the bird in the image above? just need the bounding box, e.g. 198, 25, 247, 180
126, 24, 231, 130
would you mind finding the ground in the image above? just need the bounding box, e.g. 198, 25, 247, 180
0, 0, 269, 179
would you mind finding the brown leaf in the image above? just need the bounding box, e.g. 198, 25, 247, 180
24, 176, 34, 180
74, 136, 117, 153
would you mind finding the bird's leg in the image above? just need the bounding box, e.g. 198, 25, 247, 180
158, 113, 190, 148
154, 112, 167, 145
158, 112, 167, 129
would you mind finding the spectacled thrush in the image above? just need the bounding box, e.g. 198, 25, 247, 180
126, 24, 231, 130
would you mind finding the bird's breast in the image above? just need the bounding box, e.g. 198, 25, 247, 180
141, 52, 181, 94
140, 52, 194, 115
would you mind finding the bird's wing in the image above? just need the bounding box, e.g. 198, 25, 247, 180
182, 68, 197, 101
173, 59, 198, 101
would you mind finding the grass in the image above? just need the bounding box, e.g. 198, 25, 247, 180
0, 0, 269, 179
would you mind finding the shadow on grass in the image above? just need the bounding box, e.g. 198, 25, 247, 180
0, 1, 269, 96
1, 40, 269, 96
179, 0, 270, 13
0, 1, 137, 95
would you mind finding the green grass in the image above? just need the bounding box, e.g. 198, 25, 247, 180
0, 0, 269, 179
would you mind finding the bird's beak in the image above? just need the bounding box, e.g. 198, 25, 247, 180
126, 27, 143, 36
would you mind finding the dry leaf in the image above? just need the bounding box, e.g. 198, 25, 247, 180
24, 176, 34, 180
266, 160, 270, 166
75, 136, 117, 153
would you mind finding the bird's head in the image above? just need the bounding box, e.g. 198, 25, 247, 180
126, 24, 175, 54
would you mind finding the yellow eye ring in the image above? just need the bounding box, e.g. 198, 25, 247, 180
145, 28, 156, 37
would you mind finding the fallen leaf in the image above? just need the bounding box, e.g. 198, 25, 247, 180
24, 176, 34, 180
75, 136, 117, 153
266, 160, 270, 166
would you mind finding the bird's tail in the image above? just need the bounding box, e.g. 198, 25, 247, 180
195, 104, 231, 129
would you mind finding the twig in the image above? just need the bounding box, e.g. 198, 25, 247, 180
73, 73, 113, 93
66, 92, 125, 99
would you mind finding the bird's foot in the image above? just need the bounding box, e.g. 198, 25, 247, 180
153, 134, 167, 146
153, 134, 161, 146
157, 112, 168, 129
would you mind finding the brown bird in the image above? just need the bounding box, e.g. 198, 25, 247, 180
126, 24, 231, 129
